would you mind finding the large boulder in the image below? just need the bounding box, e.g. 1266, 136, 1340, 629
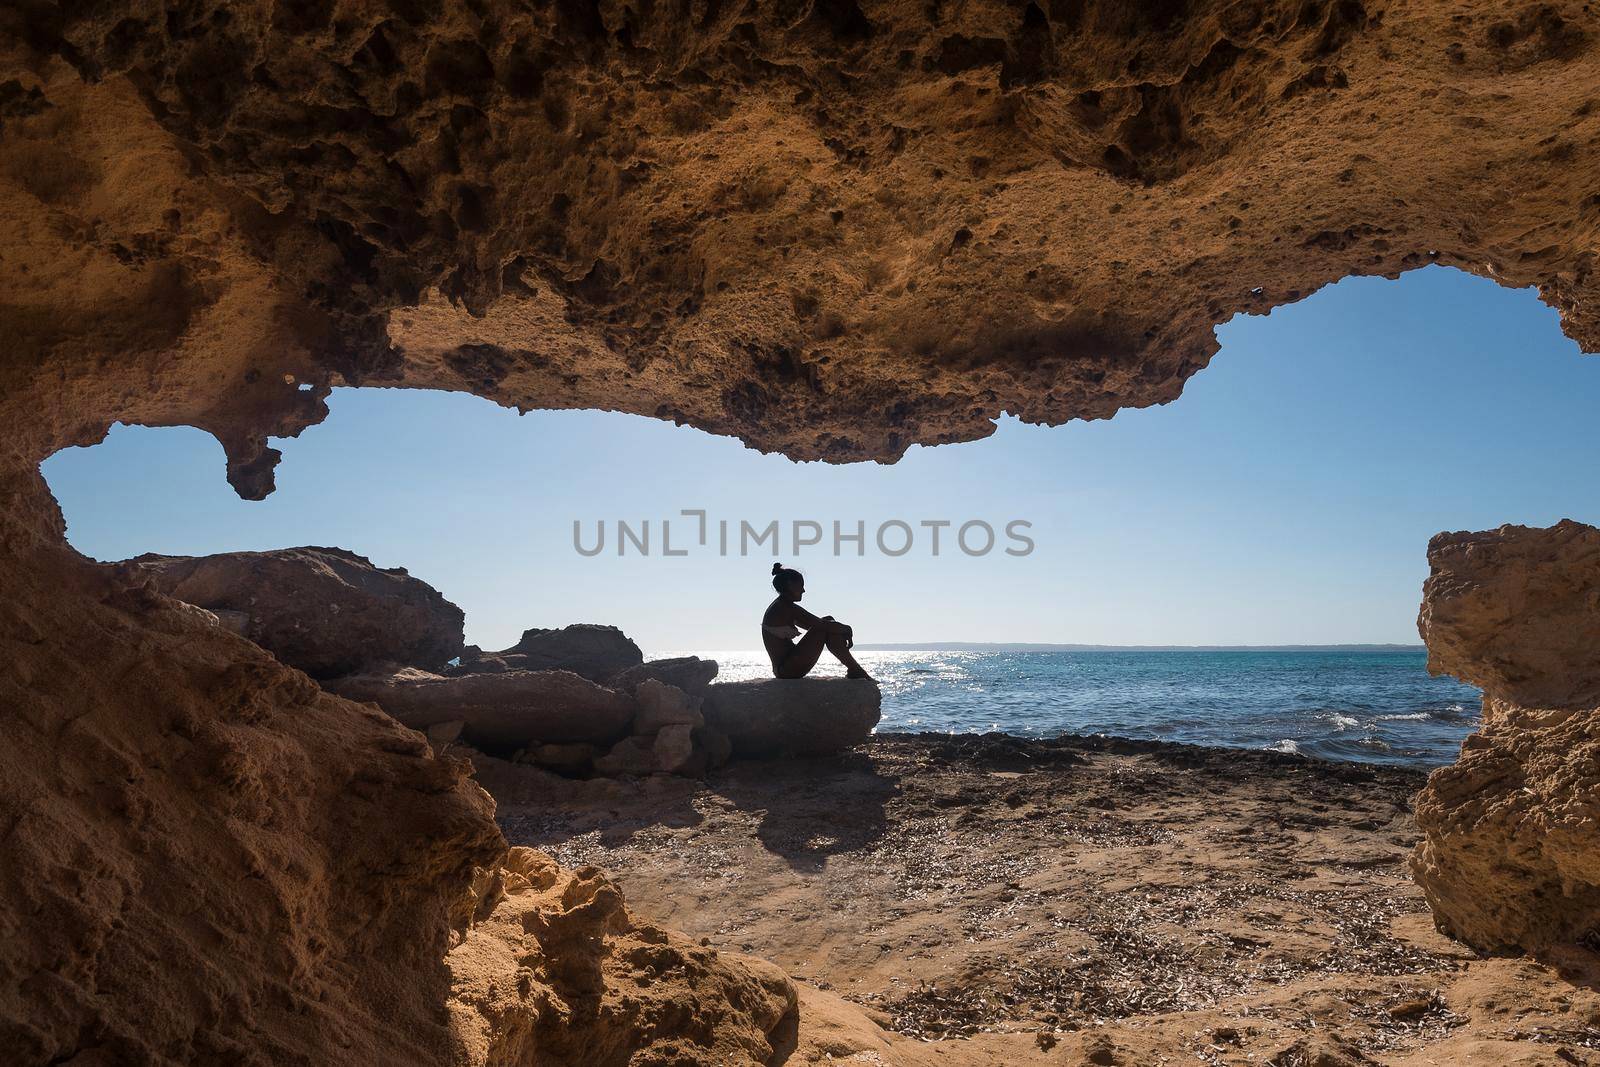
130, 547, 465, 679
702, 679, 880, 759
608, 656, 720, 697
591, 722, 723, 778
593, 736, 658, 777
1418, 520, 1600, 710
1412, 521, 1600, 951
589, 682, 717, 778
485, 624, 644, 682
324, 667, 636, 755
632, 679, 705, 733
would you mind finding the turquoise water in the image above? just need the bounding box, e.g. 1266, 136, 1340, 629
667, 648, 1482, 767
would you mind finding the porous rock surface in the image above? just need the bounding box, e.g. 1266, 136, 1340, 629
0, 527, 813, 1065
325, 665, 638, 753
0, 540, 505, 1064
704, 678, 882, 757
1412, 520, 1600, 951
1418, 520, 1600, 711
131, 547, 466, 679
6, 2, 1600, 481
447, 848, 797, 1065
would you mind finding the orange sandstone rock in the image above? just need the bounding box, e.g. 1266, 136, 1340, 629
8, 3, 1600, 476
1413, 520, 1600, 951
446, 848, 797, 1065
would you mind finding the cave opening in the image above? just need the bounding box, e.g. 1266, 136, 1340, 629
11, 0, 1600, 1058
41, 265, 1597, 763
25, 263, 1600, 1060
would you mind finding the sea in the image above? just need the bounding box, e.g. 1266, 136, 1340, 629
656, 648, 1482, 768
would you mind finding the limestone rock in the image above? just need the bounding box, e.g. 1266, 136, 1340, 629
594, 718, 714, 778
609, 656, 720, 697
1412, 520, 1600, 951
633, 680, 706, 733
448, 848, 797, 1064
697, 726, 735, 772
324, 667, 636, 755
0, 533, 804, 1065
495, 624, 644, 682
11, 0, 1600, 478
130, 547, 465, 679
594, 736, 658, 777
0, 540, 505, 1066
587, 683, 729, 777
653, 724, 699, 775
451, 645, 501, 674
703, 679, 881, 758
1412, 698, 1600, 952
1418, 520, 1600, 711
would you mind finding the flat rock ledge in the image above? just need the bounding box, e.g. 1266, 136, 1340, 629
703, 678, 882, 759
324, 666, 638, 754
326, 662, 877, 776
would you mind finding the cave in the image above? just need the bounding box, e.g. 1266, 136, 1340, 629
4, 0, 1600, 1063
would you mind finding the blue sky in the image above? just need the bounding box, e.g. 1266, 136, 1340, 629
43, 266, 1599, 651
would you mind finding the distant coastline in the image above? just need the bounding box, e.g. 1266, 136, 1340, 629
852, 642, 1426, 653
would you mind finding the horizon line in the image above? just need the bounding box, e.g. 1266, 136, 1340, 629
853, 642, 1426, 651
648, 642, 1428, 653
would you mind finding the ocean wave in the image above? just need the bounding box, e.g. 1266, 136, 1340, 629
1326, 712, 1360, 730
1433, 703, 1479, 721
1265, 739, 1300, 754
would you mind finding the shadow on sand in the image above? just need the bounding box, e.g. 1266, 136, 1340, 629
490, 748, 898, 873
709, 751, 898, 873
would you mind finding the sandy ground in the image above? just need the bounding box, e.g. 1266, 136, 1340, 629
473, 733, 1600, 1065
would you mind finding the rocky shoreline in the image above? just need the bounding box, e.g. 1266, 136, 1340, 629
474, 731, 1600, 1065
130, 548, 883, 778
9, 539, 1590, 1064
106, 539, 1600, 1064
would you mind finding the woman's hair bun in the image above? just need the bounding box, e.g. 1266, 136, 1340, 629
771, 563, 803, 593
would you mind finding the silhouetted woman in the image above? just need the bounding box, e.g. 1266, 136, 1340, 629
762, 564, 873, 679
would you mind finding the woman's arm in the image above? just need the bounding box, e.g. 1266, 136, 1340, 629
791, 603, 851, 638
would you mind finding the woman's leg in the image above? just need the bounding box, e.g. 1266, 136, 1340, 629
823, 632, 872, 678
775, 628, 828, 678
